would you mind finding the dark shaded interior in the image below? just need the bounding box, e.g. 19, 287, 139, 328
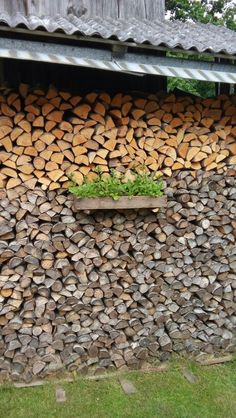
1, 57, 167, 95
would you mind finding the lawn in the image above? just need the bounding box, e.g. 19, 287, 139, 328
0, 357, 235, 418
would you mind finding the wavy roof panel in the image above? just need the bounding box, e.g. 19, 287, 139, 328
0, 12, 235, 56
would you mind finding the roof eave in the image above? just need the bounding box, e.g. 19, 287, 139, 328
0, 25, 235, 61
0, 35, 235, 84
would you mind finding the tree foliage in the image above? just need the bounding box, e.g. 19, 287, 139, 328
166, 0, 236, 30
166, 1, 236, 97
168, 77, 216, 98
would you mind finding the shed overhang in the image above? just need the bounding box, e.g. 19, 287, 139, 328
0, 36, 235, 84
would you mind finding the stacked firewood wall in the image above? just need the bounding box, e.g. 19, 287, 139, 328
0, 84, 235, 190
0, 85, 236, 381
0, 168, 236, 381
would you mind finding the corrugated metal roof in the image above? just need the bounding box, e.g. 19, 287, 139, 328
0, 12, 235, 56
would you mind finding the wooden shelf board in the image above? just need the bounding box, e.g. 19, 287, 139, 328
73, 195, 167, 210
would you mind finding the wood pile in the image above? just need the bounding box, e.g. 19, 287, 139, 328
0, 84, 235, 191
0, 168, 235, 381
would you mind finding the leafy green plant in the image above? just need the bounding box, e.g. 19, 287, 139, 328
68, 168, 164, 200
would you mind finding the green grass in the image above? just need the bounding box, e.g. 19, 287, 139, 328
69, 169, 164, 200
1, 358, 236, 418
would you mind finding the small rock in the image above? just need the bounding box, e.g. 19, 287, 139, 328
119, 378, 137, 395
56, 386, 66, 403
183, 369, 198, 384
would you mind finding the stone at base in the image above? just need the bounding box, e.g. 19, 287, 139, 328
56, 386, 66, 403
183, 369, 198, 384
119, 378, 137, 395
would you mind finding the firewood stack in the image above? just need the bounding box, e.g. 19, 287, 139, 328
0, 84, 236, 381
0, 84, 235, 190
0, 168, 236, 381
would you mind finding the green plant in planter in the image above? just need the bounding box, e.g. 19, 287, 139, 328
68, 167, 164, 200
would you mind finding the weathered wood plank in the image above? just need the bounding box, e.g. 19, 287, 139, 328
73, 195, 167, 210
81, 0, 119, 18
0, 0, 165, 20
69, 0, 165, 19
118, 0, 146, 19
145, 0, 165, 21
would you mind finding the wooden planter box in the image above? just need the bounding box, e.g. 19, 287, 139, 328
73, 196, 167, 210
